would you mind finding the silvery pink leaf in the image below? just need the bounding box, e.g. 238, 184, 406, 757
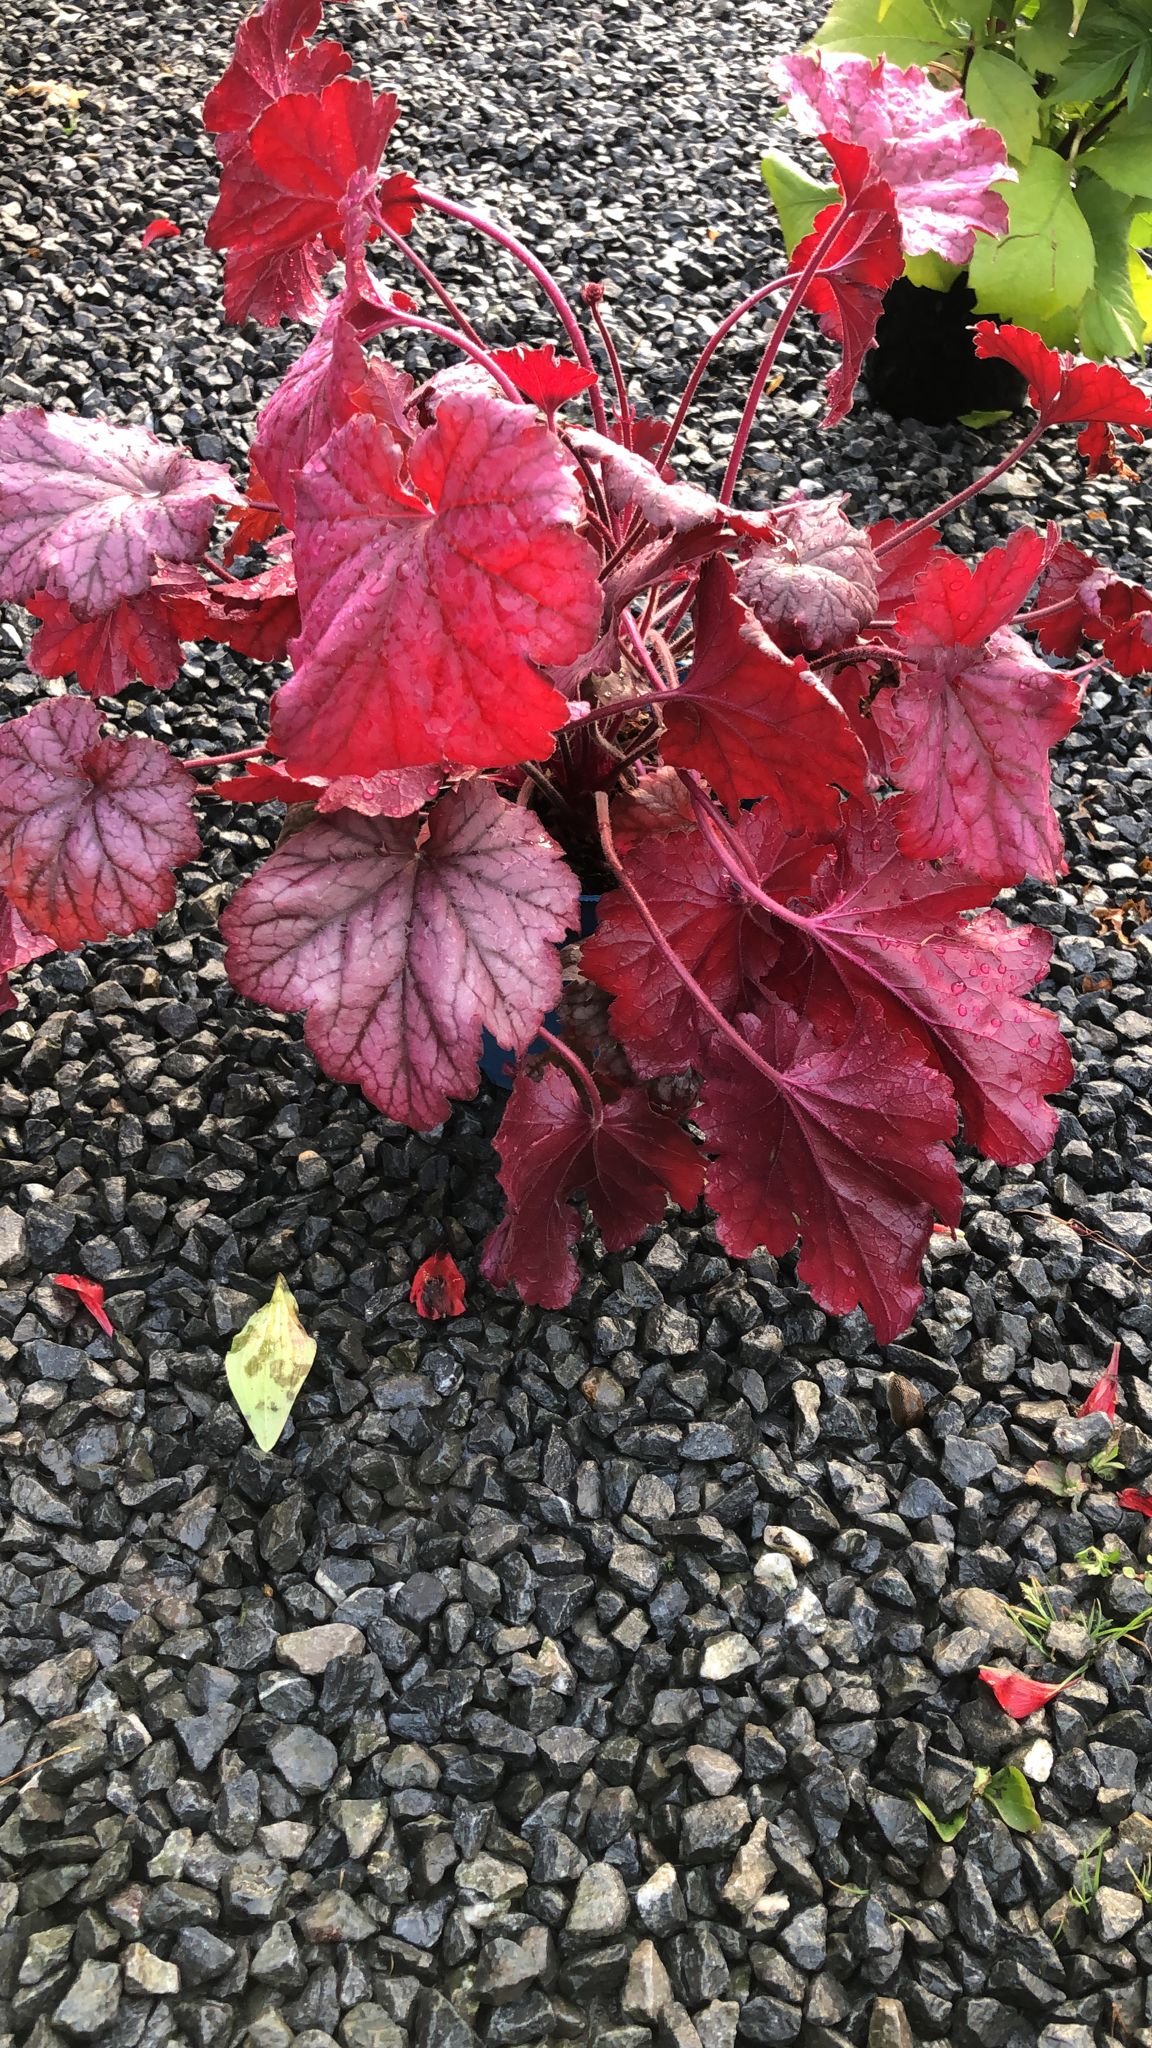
772, 51, 1012, 265
567, 426, 721, 533
0, 696, 200, 948
0, 408, 238, 619
221, 781, 579, 1129
735, 494, 878, 654
250, 301, 413, 523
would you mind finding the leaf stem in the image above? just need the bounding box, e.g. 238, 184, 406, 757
620, 611, 672, 694
184, 745, 269, 772
874, 421, 1046, 556
656, 272, 800, 471
584, 289, 632, 447
372, 214, 488, 347
594, 792, 781, 1086
720, 202, 849, 504
537, 1024, 603, 1124
376, 308, 524, 403
413, 186, 610, 434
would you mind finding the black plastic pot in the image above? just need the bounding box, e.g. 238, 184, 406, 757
862, 275, 1029, 426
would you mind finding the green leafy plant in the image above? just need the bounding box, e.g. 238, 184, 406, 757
767, 0, 1152, 359
1052, 1828, 1111, 1939
1008, 1574, 1152, 1652
913, 1762, 1043, 1841
1075, 1538, 1126, 1576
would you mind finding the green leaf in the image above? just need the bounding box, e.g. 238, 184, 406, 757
904, 250, 964, 290
968, 146, 1096, 338
814, 0, 962, 67
958, 407, 1015, 426
1047, 2, 1149, 105
761, 151, 837, 258
1016, 0, 1075, 79
912, 1793, 970, 1841
1075, 173, 1146, 355
225, 1274, 317, 1453
982, 1766, 1043, 1833
1082, 104, 1152, 199
967, 49, 1042, 163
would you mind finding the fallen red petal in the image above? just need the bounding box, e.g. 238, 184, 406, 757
1117, 1488, 1152, 1519
409, 1251, 466, 1319
1078, 1341, 1120, 1420
978, 1666, 1077, 1718
52, 1273, 114, 1337
141, 219, 181, 249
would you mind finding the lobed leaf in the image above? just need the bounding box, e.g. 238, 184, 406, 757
735, 494, 879, 655
28, 591, 184, 698
251, 302, 414, 524
0, 697, 200, 949
221, 781, 579, 1129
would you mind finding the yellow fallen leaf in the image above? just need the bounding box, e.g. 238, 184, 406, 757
14, 81, 83, 113
225, 1274, 317, 1453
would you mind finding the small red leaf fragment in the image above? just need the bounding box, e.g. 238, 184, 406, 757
792, 138, 903, 427
978, 1667, 1077, 1718
141, 219, 181, 249
1117, 1488, 1152, 1519
28, 590, 184, 697
488, 344, 597, 413
1078, 1342, 1120, 1420
409, 1251, 466, 1320
52, 1273, 114, 1337
375, 171, 422, 236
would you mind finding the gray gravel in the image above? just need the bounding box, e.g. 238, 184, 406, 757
1, 4, 1152, 2048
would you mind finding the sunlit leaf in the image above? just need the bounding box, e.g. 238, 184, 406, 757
225, 1273, 317, 1452
911, 1793, 969, 1841
982, 1764, 1043, 1832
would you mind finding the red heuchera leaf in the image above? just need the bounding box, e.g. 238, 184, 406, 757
27, 591, 184, 698
203, 0, 351, 156
735, 494, 878, 655
773, 52, 1012, 263
224, 461, 283, 561
978, 1667, 1077, 1718
880, 528, 1079, 881
409, 1251, 466, 1319
869, 518, 941, 613
1078, 420, 1140, 481
1078, 1342, 1120, 1420
582, 808, 820, 1077
206, 79, 397, 325
699, 997, 960, 1343
213, 762, 322, 804
1118, 1488, 1152, 1519
376, 171, 422, 237
141, 219, 181, 249
272, 397, 603, 777
488, 345, 598, 414
480, 1061, 705, 1308
221, 781, 578, 1129
1095, 581, 1152, 676
782, 804, 1073, 1164
0, 696, 200, 948
316, 767, 442, 817
659, 555, 867, 822
52, 1273, 114, 1337
792, 139, 903, 428
973, 323, 1152, 443
0, 409, 237, 618
0, 891, 54, 1015
251, 304, 412, 523
567, 428, 721, 533
1031, 541, 1110, 657
155, 558, 300, 663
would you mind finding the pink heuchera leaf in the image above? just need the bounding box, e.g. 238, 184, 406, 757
251, 304, 413, 523
0, 890, 54, 1015
978, 1667, 1078, 1718
52, 1273, 115, 1337
203, 0, 351, 157
27, 591, 184, 698
792, 139, 903, 428
879, 528, 1080, 882
734, 494, 878, 655
488, 345, 598, 415
206, 78, 397, 325
1078, 1342, 1120, 1420
0, 697, 200, 948
1118, 1487, 1152, 1518
567, 427, 720, 534
481, 1061, 705, 1309
699, 997, 961, 1344
659, 555, 867, 822
271, 397, 603, 777
409, 1251, 466, 1319
973, 324, 1152, 444
221, 781, 579, 1129
772, 52, 1012, 264
316, 767, 442, 817
141, 219, 181, 249
0, 408, 238, 618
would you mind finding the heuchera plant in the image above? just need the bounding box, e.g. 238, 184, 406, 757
2, 0, 1152, 1343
